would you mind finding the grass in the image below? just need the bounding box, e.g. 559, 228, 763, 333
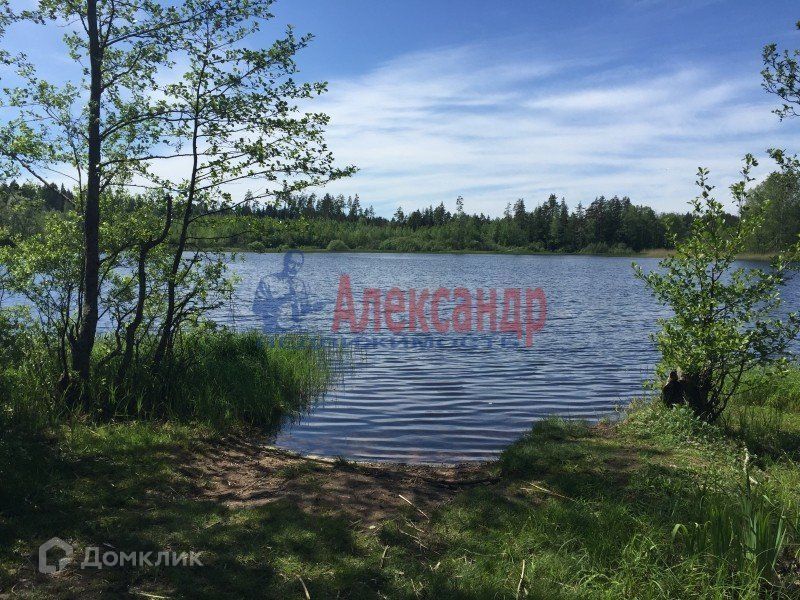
2, 387, 799, 598
719, 367, 800, 460
0, 423, 390, 598
126, 330, 335, 429
1, 329, 336, 432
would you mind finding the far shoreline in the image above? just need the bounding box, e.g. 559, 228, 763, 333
187, 245, 778, 261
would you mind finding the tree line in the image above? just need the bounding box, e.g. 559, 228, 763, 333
5, 172, 798, 255
197, 166, 800, 254
203, 191, 695, 253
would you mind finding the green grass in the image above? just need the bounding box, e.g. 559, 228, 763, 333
0, 423, 390, 598
2, 370, 799, 598
0, 329, 336, 432
125, 330, 335, 429
719, 367, 800, 460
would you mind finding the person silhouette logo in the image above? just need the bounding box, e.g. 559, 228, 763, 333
252, 250, 323, 332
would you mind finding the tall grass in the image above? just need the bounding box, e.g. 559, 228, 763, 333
619, 394, 799, 595
732, 367, 800, 412
0, 308, 63, 430
672, 455, 792, 589
721, 366, 800, 459
107, 329, 335, 429
0, 326, 336, 432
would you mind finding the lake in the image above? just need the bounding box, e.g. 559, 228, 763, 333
220, 252, 687, 463
7, 250, 796, 462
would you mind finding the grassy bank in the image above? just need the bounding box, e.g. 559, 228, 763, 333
2, 371, 799, 598
215, 246, 642, 257
1, 329, 334, 432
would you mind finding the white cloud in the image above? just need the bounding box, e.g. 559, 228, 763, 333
6, 16, 796, 219
309, 44, 800, 217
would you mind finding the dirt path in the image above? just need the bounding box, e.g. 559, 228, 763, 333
183, 435, 499, 528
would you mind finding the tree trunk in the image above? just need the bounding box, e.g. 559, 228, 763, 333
70, 0, 103, 405
116, 197, 172, 396
682, 368, 714, 421
115, 246, 148, 392
153, 119, 200, 368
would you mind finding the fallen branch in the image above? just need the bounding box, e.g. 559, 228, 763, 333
380, 545, 389, 568
399, 494, 430, 519
516, 559, 526, 599
297, 575, 310, 599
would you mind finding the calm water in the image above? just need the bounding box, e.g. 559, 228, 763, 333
219, 252, 717, 463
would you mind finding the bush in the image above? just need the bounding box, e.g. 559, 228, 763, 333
247, 240, 267, 252
577, 242, 633, 256
580, 242, 610, 255
526, 241, 545, 252
326, 239, 350, 252
608, 242, 633, 256
635, 161, 800, 421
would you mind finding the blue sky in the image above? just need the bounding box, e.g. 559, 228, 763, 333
6, 0, 800, 216
265, 0, 800, 216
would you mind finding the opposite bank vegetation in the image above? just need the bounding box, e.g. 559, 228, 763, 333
4, 169, 800, 257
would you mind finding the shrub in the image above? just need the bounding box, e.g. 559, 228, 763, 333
247, 240, 267, 252
378, 236, 422, 252
608, 242, 633, 256
526, 241, 545, 252
634, 159, 800, 421
580, 242, 610, 255
578, 242, 634, 255
326, 239, 350, 252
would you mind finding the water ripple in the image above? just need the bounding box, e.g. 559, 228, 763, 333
213, 252, 798, 463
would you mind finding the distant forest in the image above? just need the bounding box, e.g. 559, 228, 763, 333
2, 171, 798, 255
